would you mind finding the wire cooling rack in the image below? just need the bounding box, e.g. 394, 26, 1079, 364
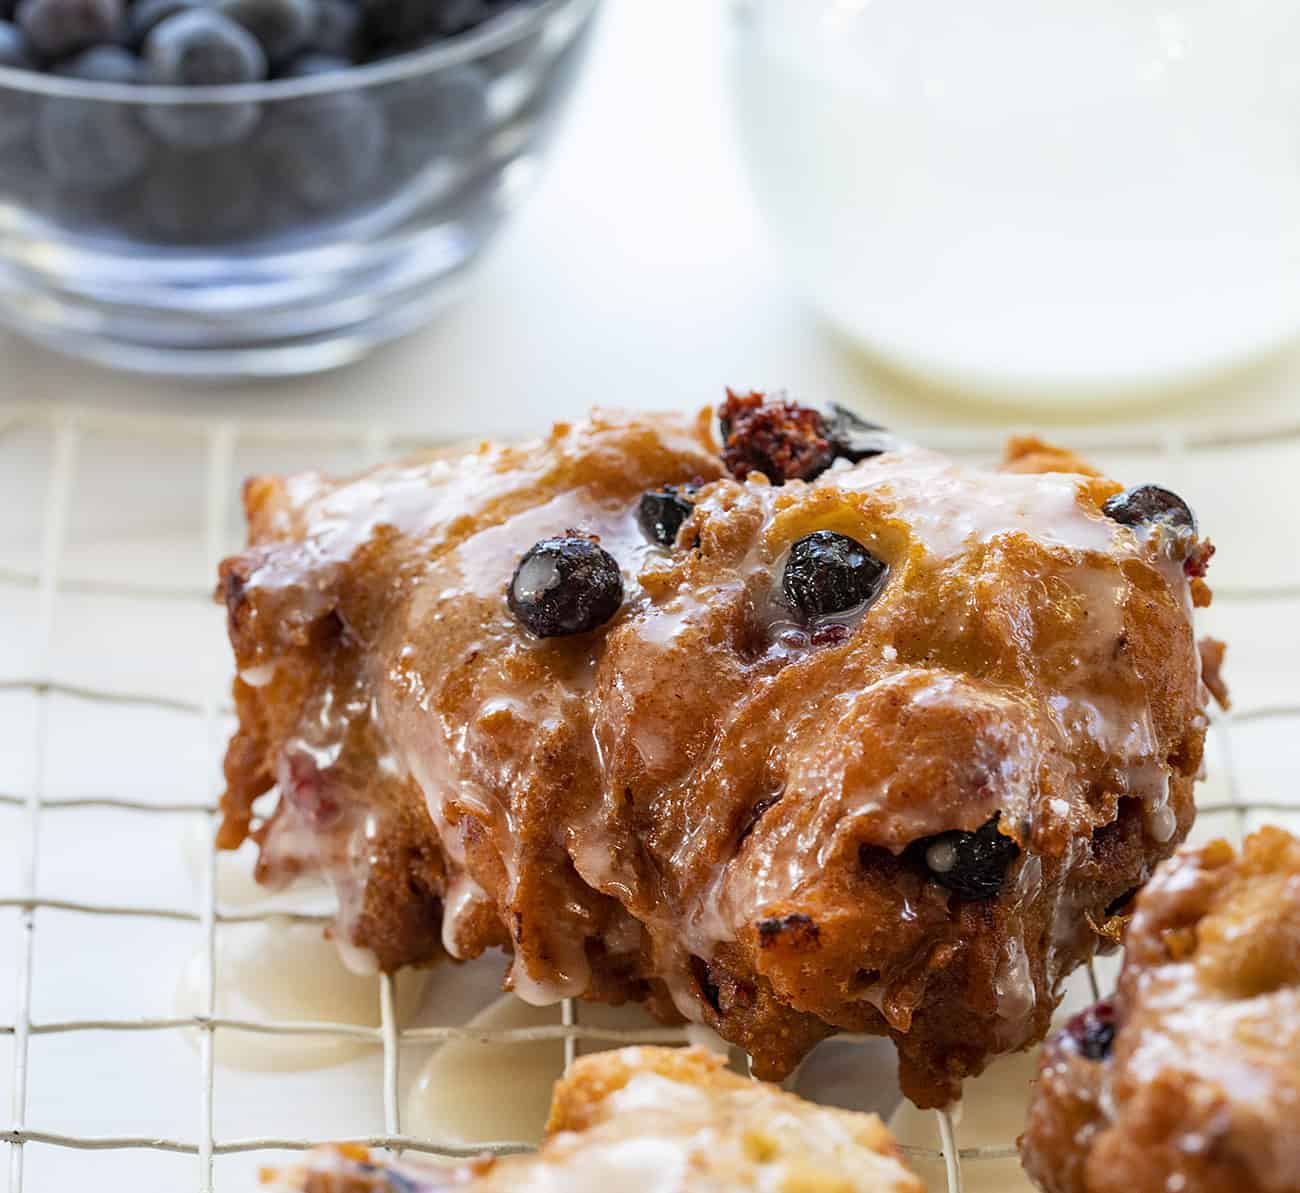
1, 400, 1298, 1193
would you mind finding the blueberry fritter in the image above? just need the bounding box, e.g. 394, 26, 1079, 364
261, 1046, 923, 1193
217, 398, 1213, 1107
1020, 828, 1300, 1193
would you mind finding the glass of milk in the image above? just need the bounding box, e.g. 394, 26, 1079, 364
729, 0, 1300, 399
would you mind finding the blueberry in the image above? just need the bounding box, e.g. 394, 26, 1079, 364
216, 0, 315, 62
916, 814, 1021, 900
143, 10, 264, 145
259, 89, 384, 209
0, 18, 33, 65
385, 62, 487, 159
307, 0, 356, 56
16, 0, 123, 57
782, 530, 887, 619
146, 98, 261, 146
127, 0, 202, 44
36, 96, 150, 190
360, 0, 502, 52
508, 536, 623, 638
1102, 484, 1196, 534
637, 484, 697, 548
141, 146, 264, 241
823, 404, 894, 463
1063, 998, 1117, 1061
54, 42, 139, 78
145, 8, 267, 82
280, 49, 346, 74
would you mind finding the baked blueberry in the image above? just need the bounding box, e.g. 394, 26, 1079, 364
916, 814, 1020, 900
259, 90, 385, 209
1062, 998, 1116, 1061
782, 530, 887, 619
15, 0, 122, 60
216, 0, 316, 63
637, 484, 697, 547
508, 536, 623, 638
1102, 484, 1196, 534
823, 403, 894, 463
0, 19, 33, 66
54, 43, 139, 79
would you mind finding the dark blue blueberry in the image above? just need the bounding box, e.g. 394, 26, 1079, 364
141, 146, 264, 241
144, 96, 260, 146
1063, 999, 1117, 1062
307, 0, 355, 56
0, 18, 34, 65
280, 49, 345, 74
36, 95, 150, 190
259, 88, 384, 209
508, 536, 623, 638
216, 0, 315, 62
823, 404, 895, 463
360, 0, 502, 51
385, 61, 486, 164
915, 814, 1021, 900
637, 484, 697, 547
15, 0, 123, 58
145, 8, 267, 82
54, 42, 139, 77
143, 10, 264, 145
1102, 485, 1196, 534
127, 0, 202, 44
782, 530, 887, 619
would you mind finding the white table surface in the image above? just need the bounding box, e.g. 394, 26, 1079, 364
2, 0, 1299, 440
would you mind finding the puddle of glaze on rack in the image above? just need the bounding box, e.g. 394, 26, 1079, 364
175, 916, 427, 1071
404, 993, 741, 1148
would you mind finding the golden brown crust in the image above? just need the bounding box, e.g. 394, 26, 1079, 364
218, 406, 1211, 1108
1020, 829, 1300, 1193
263, 1047, 923, 1193
1197, 636, 1230, 710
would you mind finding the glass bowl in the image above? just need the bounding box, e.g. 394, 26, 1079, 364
0, 0, 598, 377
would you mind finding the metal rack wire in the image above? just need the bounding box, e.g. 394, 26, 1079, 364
2, 401, 1297, 1193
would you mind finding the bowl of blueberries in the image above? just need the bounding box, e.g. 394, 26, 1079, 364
0, 0, 597, 375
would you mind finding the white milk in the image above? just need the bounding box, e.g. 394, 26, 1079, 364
731, 0, 1300, 396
